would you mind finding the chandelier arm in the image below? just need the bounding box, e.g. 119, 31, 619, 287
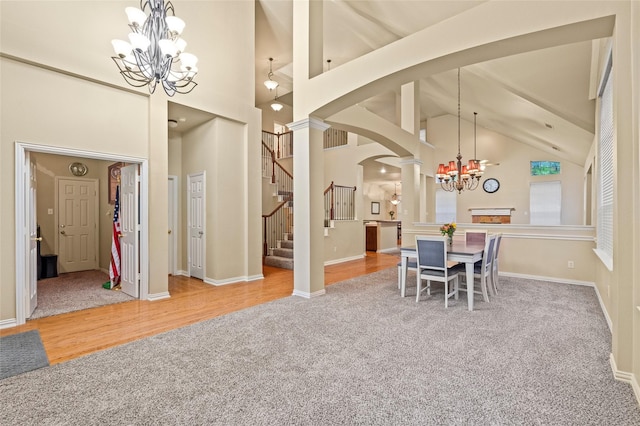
164, 1, 175, 16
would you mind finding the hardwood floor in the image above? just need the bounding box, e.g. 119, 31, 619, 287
1, 252, 398, 365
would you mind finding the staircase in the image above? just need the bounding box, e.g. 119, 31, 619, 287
264, 234, 293, 269
261, 129, 353, 271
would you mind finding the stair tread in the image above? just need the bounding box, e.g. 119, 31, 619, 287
264, 255, 294, 270
272, 247, 293, 258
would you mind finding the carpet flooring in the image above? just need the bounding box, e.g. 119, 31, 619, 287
1, 268, 639, 425
0, 330, 49, 380
30, 270, 135, 319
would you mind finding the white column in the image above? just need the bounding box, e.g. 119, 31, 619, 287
288, 117, 329, 298
400, 157, 422, 226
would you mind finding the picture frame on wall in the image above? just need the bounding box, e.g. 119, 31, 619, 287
108, 162, 125, 204
371, 202, 380, 215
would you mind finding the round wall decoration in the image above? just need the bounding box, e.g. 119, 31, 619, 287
69, 162, 88, 176
483, 178, 500, 193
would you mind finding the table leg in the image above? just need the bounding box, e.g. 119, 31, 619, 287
401, 255, 407, 298
465, 261, 474, 311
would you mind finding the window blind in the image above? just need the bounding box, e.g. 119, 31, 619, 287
530, 181, 562, 225
435, 189, 456, 223
597, 62, 614, 261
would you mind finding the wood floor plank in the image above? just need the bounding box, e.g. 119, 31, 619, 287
1, 252, 398, 365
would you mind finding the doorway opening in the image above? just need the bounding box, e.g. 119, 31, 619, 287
14, 142, 149, 325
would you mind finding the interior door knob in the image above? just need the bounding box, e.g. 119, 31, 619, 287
31, 237, 43, 241
60, 230, 66, 235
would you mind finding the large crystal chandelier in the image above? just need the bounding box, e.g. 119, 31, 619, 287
111, 0, 198, 96
436, 68, 482, 193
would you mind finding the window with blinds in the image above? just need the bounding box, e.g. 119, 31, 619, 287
435, 190, 456, 223
597, 59, 614, 267
530, 181, 561, 225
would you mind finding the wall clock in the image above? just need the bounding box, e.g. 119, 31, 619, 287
69, 162, 88, 176
483, 178, 500, 193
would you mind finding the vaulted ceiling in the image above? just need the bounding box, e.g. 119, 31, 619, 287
255, 0, 603, 176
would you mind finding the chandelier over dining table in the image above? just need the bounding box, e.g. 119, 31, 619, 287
436, 68, 483, 193
111, 0, 198, 96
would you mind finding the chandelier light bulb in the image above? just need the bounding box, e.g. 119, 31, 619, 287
125, 7, 146, 27
128, 33, 150, 51
165, 16, 185, 35
159, 39, 178, 58
175, 38, 187, 53
111, 39, 133, 58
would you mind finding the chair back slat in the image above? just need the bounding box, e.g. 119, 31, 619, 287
416, 236, 447, 271
481, 235, 496, 272
465, 230, 487, 245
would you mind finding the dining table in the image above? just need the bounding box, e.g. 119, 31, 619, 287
400, 239, 485, 311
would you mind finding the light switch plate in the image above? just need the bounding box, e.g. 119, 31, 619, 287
48, 208, 53, 215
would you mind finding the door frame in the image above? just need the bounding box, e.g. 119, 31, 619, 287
168, 175, 178, 276
54, 176, 100, 273
14, 142, 149, 325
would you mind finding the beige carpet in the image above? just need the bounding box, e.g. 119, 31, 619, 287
4, 269, 639, 423
30, 270, 135, 320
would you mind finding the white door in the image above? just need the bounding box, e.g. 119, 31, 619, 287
27, 153, 38, 317
57, 178, 98, 273
188, 172, 205, 280
120, 164, 139, 298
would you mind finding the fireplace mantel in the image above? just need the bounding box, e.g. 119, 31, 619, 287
469, 208, 515, 224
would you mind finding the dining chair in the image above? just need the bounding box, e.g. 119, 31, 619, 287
460, 234, 496, 303
465, 229, 488, 246
415, 236, 463, 307
491, 233, 503, 294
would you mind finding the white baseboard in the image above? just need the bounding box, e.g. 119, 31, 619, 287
324, 254, 365, 266
378, 247, 400, 254
499, 271, 594, 287
176, 270, 189, 277
246, 274, 265, 282
592, 281, 613, 332
609, 353, 640, 406
0, 318, 18, 329
203, 274, 264, 286
147, 292, 171, 301
292, 288, 326, 298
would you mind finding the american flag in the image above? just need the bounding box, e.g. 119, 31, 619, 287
109, 185, 121, 288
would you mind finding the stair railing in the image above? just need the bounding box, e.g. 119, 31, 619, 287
262, 195, 293, 257
262, 141, 293, 199
262, 130, 293, 159
323, 128, 348, 150
324, 181, 357, 225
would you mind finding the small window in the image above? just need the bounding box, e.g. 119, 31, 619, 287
435, 190, 456, 223
530, 181, 561, 225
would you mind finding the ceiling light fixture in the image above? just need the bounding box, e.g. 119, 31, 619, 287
469, 112, 484, 178
436, 68, 482, 193
111, 0, 198, 97
168, 119, 178, 128
271, 87, 283, 112
264, 58, 279, 91
391, 183, 400, 205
